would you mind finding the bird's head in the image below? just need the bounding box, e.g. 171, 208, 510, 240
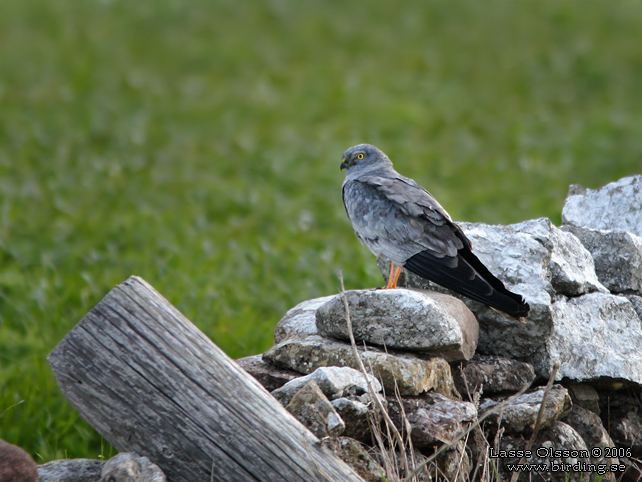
340, 144, 393, 173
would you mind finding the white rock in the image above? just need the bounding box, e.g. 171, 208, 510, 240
562, 225, 642, 294
271, 366, 382, 406
512, 218, 607, 296
531, 293, 642, 383
562, 175, 642, 236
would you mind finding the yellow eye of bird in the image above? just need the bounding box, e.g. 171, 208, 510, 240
357, 153, 364, 160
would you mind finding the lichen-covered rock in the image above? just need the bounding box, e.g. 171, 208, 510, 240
562, 175, 642, 236
274, 295, 335, 343
285, 380, 345, 438
271, 366, 381, 406
316, 289, 478, 361
99, 453, 166, 482
0, 439, 38, 482
38, 459, 104, 482
561, 225, 642, 294
531, 293, 642, 384
479, 385, 572, 434
452, 354, 536, 396
235, 354, 300, 391
387, 392, 477, 447
264, 335, 459, 398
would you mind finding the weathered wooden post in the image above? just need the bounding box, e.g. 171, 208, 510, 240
48, 276, 364, 482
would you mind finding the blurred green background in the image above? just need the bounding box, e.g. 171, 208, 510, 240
1, 0, 641, 462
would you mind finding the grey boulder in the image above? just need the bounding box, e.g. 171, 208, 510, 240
599, 392, 642, 459
316, 289, 478, 361
561, 225, 642, 294
532, 293, 642, 383
511, 218, 607, 296
99, 453, 166, 482
562, 175, 642, 236
271, 366, 381, 406
321, 437, 387, 482
479, 385, 572, 434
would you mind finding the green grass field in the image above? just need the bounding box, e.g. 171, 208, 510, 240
1, 0, 641, 462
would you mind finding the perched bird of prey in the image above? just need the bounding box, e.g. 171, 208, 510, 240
340, 144, 530, 320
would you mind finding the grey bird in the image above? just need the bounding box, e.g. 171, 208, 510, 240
340, 143, 530, 320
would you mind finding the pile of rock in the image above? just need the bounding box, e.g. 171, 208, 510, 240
239, 175, 642, 482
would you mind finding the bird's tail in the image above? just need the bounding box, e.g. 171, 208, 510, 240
403, 248, 530, 320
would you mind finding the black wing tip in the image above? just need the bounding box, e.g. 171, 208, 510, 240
404, 249, 531, 321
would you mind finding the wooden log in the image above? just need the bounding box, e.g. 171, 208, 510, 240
48, 276, 364, 482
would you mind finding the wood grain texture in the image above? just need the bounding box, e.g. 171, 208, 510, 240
48, 276, 364, 482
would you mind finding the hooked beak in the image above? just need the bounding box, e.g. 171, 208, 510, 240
340, 158, 348, 170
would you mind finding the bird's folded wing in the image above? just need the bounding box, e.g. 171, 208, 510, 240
346, 173, 465, 260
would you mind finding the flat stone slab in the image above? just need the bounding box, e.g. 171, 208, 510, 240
264, 335, 459, 398
316, 289, 478, 361
562, 175, 642, 236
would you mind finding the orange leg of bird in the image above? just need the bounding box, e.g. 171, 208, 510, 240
384, 263, 396, 289
384, 263, 403, 289
391, 265, 402, 289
